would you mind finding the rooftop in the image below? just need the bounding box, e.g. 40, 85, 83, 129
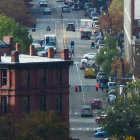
1, 54, 64, 64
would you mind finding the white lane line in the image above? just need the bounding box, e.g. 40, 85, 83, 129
76, 63, 85, 103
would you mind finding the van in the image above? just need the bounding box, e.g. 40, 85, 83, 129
107, 82, 116, 90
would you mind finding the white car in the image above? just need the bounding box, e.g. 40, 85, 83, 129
83, 52, 96, 60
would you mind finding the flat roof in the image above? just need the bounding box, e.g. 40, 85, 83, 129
1, 54, 64, 64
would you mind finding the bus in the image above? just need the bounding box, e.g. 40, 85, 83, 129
43, 34, 57, 53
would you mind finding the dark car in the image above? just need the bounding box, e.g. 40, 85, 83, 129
62, 5, 70, 13
85, 7, 95, 17
66, 23, 75, 31
91, 99, 102, 109
84, 3, 93, 10
98, 75, 109, 87
80, 61, 87, 69
39, 0, 47, 7
81, 31, 91, 40
43, 8, 51, 15
96, 72, 107, 82
71, 4, 80, 11
64, 0, 75, 6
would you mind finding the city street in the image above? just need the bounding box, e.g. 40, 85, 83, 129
29, 0, 106, 139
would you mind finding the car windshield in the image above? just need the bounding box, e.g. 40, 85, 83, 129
83, 108, 90, 111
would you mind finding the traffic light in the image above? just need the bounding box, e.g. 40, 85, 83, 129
46, 37, 49, 43
91, 42, 95, 49
79, 86, 82, 92
75, 86, 78, 92
71, 41, 74, 48
95, 84, 99, 91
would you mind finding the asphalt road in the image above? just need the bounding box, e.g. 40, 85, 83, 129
29, 0, 107, 139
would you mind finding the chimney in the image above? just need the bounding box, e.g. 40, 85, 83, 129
11, 51, 19, 62
16, 43, 21, 53
30, 45, 36, 56
3, 36, 14, 52
61, 48, 69, 60
48, 47, 54, 58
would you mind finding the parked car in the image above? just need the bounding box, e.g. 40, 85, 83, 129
96, 72, 107, 82
83, 52, 96, 60
91, 99, 102, 109
81, 105, 93, 117
98, 75, 109, 87
43, 8, 51, 15
108, 94, 116, 103
84, 3, 93, 10
91, 12, 99, 19
66, 23, 75, 31
71, 4, 80, 11
85, 7, 94, 17
62, 5, 70, 12
95, 114, 107, 123
107, 82, 116, 90
94, 131, 107, 137
94, 127, 104, 133
39, 0, 47, 7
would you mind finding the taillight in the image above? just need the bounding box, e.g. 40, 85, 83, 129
89, 110, 92, 112
81, 109, 84, 112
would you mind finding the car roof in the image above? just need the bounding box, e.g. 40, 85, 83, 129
68, 23, 74, 24
82, 105, 90, 108
92, 99, 101, 101
44, 8, 50, 10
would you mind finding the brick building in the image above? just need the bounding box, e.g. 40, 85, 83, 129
0, 36, 72, 123
124, 0, 140, 77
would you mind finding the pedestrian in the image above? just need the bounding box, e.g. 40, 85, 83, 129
61, 12, 63, 20
100, 82, 104, 92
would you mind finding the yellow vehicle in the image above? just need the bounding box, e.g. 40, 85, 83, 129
84, 67, 96, 78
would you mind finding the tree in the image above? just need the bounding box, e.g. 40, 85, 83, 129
0, 14, 33, 53
95, 36, 120, 74
15, 110, 72, 140
98, 0, 123, 36
0, 114, 15, 140
0, 0, 35, 26
104, 80, 140, 139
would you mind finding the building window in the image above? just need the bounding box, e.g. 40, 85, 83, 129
40, 96, 46, 111
21, 70, 30, 87
1, 69, 7, 86
23, 97, 30, 114
1, 96, 7, 115
39, 69, 46, 86
56, 95, 62, 113
56, 69, 62, 85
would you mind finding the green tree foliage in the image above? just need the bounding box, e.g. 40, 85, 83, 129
0, 111, 72, 140
104, 80, 140, 139
15, 110, 72, 140
0, 14, 33, 53
95, 36, 120, 74
0, 0, 35, 26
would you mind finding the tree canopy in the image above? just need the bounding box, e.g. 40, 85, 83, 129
104, 80, 140, 139
0, 0, 35, 26
98, 0, 123, 36
95, 36, 120, 74
0, 14, 33, 53
0, 110, 72, 140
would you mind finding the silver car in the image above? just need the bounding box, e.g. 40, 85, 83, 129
43, 8, 51, 15
81, 105, 93, 117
